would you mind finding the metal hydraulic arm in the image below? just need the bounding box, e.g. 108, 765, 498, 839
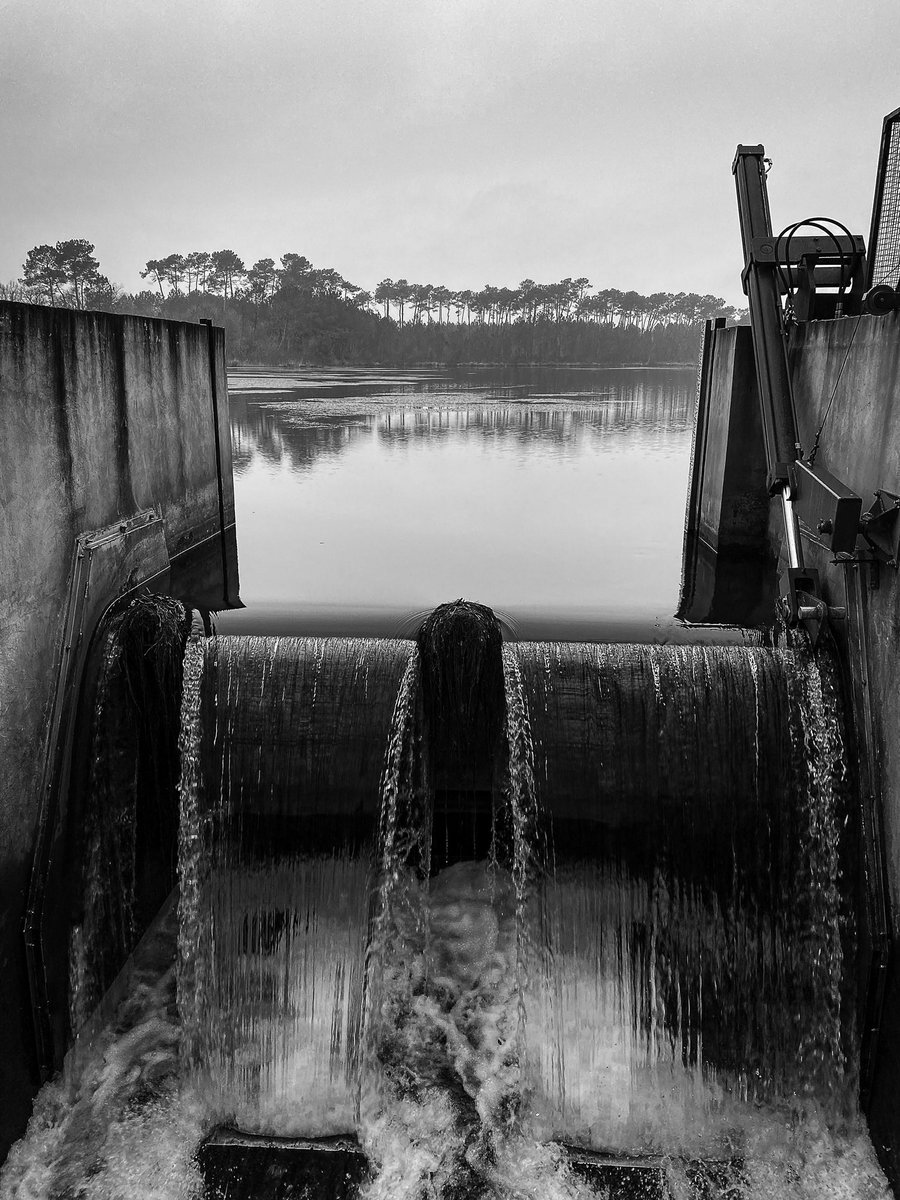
733, 145, 821, 620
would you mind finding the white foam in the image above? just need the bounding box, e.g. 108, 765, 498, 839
0, 968, 206, 1200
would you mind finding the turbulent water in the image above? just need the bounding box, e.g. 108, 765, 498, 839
1, 634, 892, 1200
0, 906, 207, 1200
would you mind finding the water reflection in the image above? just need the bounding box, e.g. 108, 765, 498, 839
222, 368, 699, 641
230, 377, 693, 478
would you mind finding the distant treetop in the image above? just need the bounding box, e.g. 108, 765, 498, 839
8, 238, 747, 365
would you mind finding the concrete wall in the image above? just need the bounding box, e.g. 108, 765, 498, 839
788, 312, 900, 907
785, 313, 900, 1185
0, 300, 236, 1156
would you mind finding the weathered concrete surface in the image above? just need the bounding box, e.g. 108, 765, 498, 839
789, 313, 900, 510
776, 312, 900, 1187
0, 300, 235, 1156
787, 313, 900, 902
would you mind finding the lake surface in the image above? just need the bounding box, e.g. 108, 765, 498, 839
219, 365, 704, 641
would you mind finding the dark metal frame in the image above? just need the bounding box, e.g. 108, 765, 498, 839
866, 107, 900, 292
733, 146, 799, 492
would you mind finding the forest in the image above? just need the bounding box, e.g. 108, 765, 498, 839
2, 239, 747, 367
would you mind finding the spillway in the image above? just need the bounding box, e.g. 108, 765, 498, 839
178, 634, 418, 1138
164, 627, 877, 1198
2, 614, 886, 1199
504, 641, 851, 1156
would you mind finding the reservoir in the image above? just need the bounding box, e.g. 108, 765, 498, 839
220, 365, 697, 641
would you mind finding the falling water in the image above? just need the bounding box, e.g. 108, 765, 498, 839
502, 640, 887, 1196
70, 595, 188, 1035
178, 634, 416, 1137
3, 631, 892, 1199
0, 902, 206, 1200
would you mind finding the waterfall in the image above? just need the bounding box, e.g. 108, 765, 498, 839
5, 623, 890, 1200
503, 640, 858, 1168
177, 634, 416, 1137
69, 595, 188, 1035
171, 631, 884, 1195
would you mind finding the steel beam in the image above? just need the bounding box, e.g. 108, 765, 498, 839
733, 146, 800, 493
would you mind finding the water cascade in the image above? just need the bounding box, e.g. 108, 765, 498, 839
176, 622, 878, 1198
3, 612, 889, 1200
69, 595, 189, 1034
504, 641, 855, 1163
178, 634, 417, 1137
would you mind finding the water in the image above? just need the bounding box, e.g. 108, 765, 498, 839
0, 904, 207, 1200
70, 596, 188, 1035
505, 644, 850, 1151
179, 635, 416, 1136
222, 366, 703, 642
2, 632, 891, 1199
184, 636, 883, 1195
356, 639, 887, 1198
1, 355, 891, 1197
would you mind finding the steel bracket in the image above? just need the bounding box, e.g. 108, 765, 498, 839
768, 460, 794, 495
860, 490, 900, 566
779, 567, 824, 636
793, 460, 863, 554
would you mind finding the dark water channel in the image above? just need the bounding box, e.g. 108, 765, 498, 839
220, 366, 707, 641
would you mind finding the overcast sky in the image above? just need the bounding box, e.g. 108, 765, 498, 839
1, 0, 898, 308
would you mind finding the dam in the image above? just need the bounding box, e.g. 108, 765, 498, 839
1, 112, 900, 1198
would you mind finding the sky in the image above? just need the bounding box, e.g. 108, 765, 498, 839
1, 0, 898, 309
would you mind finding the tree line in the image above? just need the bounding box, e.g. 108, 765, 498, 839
2, 239, 747, 366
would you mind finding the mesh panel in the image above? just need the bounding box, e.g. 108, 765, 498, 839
870, 109, 900, 289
